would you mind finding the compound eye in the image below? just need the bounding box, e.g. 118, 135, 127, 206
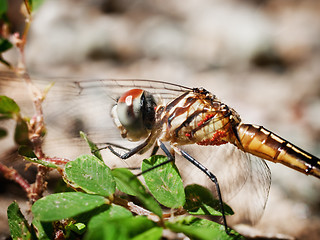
116, 89, 148, 141
118, 89, 144, 107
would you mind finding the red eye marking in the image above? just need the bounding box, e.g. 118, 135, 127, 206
118, 89, 144, 104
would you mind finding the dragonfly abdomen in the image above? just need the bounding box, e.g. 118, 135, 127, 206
237, 123, 320, 178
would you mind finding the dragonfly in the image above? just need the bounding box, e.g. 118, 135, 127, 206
1, 72, 320, 233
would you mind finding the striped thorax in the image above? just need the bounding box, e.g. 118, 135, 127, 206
158, 88, 241, 146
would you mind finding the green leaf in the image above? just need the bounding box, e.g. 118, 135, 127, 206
0, 127, 7, 138
7, 201, 36, 240
0, 55, 11, 67
131, 227, 162, 240
14, 119, 30, 145
112, 168, 138, 196
32, 219, 53, 240
0, 95, 20, 117
0, 38, 12, 52
73, 204, 130, 228
66, 222, 86, 235
86, 215, 157, 240
54, 179, 76, 193
166, 216, 243, 240
111, 168, 162, 217
65, 155, 115, 196
32, 192, 107, 221
25, 157, 58, 169
0, 38, 12, 67
184, 184, 233, 216
87, 204, 132, 227
142, 155, 185, 208
80, 131, 103, 161
72, 205, 109, 226
18, 146, 37, 158
0, 0, 8, 17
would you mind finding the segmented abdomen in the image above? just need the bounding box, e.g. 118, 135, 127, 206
237, 123, 320, 178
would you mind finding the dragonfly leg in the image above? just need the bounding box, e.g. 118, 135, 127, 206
172, 145, 230, 234
150, 144, 159, 156
107, 141, 149, 159
136, 141, 175, 177
100, 131, 160, 159
94, 142, 131, 152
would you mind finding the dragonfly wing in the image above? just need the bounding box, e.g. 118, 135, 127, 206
74, 78, 192, 103
227, 154, 271, 224
45, 77, 190, 143
177, 143, 271, 224
0, 72, 189, 158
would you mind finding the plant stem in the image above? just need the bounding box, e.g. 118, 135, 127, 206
0, 162, 31, 194
29, 165, 49, 203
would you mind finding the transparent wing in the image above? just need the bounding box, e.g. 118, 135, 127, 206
0, 71, 189, 159
74, 78, 192, 103
178, 143, 271, 224
230, 154, 271, 224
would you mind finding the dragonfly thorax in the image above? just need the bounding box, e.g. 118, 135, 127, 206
112, 89, 157, 141
159, 88, 241, 146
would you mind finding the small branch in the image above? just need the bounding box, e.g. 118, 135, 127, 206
54, 230, 65, 240
0, 0, 57, 206
0, 162, 31, 195
162, 208, 187, 218
23, 0, 31, 16
29, 165, 49, 203
113, 196, 163, 222
16, 72, 49, 203
17, 1, 32, 72
113, 196, 189, 223
44, 157, 71, 165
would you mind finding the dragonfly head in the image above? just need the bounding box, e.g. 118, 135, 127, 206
112, 89, 157, 141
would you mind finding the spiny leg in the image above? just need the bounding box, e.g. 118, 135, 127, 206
136, 141, 175, 176
105, 141, 149, 159
102, 132, 159, 159
150, 144, 159, 156
172, 145, 230, 234
94, 142, 131, 152
100, 138, 172, 173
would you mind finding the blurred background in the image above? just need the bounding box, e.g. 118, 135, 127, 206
1, 0, 320, 239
